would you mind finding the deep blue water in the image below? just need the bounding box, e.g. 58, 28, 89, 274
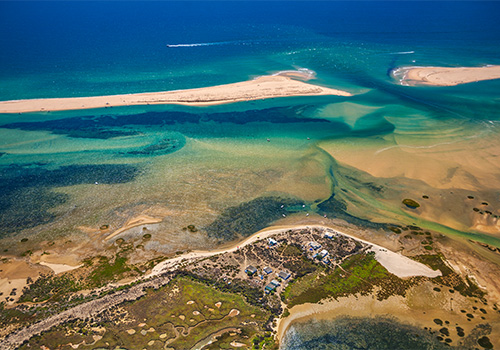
1, 1, 500, 99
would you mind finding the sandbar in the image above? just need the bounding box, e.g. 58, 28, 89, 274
393, 65, 500, 86
0, 75, 351, 114
104, 214, 163, 241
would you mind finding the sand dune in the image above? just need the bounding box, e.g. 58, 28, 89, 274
394, 65, 500, 86
0, 75, 351, 114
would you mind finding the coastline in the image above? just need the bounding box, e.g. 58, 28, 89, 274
0, 75, 351, 114
392, 65, 500, 86
277, 286, 500, 348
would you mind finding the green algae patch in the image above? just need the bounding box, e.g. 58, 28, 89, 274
402, 198, 420, 209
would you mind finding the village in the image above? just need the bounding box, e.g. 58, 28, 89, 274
184, 226, 367, 300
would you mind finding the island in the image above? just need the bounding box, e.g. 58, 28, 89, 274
393, 65, 500, 86
0, 75, 351, 114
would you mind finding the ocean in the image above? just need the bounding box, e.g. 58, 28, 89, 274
1, 1, 500, 348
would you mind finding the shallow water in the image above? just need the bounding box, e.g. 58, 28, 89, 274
281, 316, 455, 350
1, 2, 500, 247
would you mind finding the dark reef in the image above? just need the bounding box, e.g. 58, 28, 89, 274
204, 196, 305, 241
317, 193, 388, 230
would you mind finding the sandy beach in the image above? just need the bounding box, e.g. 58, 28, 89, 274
0, 75, 351, 114
394, 65, 500, 86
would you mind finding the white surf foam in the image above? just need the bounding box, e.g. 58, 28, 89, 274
390, 51, 415, 55
166, 40, 250, 48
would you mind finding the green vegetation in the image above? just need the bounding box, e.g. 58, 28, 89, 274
19, 253, 138, 305
179, 271, 266, 310
21, 276, 269, 350
415, 254, 485, 298
187, 224, 198, 232
88, 255, 133, 287
18, 274, 81, 303
478, 336, 493, 349
388, 226, 402, 234
402, 198, 420, 209
283, 254, 398, 307
251, 332, 277, 350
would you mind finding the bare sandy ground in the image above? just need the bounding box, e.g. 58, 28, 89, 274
0, 260, 47, 304
0, 75, 351, 114
38, 262, 82, 275
394, 65, 500, 86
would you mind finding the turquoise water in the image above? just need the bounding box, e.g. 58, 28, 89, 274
1, 2, 500, 348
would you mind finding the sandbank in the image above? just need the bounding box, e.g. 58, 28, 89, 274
393, 65, 500, 86
0, 75, 351, 114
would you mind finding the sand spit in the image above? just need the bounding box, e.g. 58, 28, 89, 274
394, 65, 500, 86
0, 75, 351, 114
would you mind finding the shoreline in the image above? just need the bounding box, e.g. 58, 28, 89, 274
0, 75, 351, 114
392, 65, 500, 86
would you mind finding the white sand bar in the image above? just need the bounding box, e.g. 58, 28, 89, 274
0, 76, 351, 114
395, 65, 500, 86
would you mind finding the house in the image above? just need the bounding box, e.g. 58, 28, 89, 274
309, 241, 321, 250
278, 271, 291, 280
318, 249, 329, 259
270, 279, 281, 287
245, 265, 257, 275
265, 283, 276, 293
263, 267, 273, 275
324, 232, 334, 239
268, 238, 278, 247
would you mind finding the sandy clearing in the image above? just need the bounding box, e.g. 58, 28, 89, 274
38, 262, 82, 275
